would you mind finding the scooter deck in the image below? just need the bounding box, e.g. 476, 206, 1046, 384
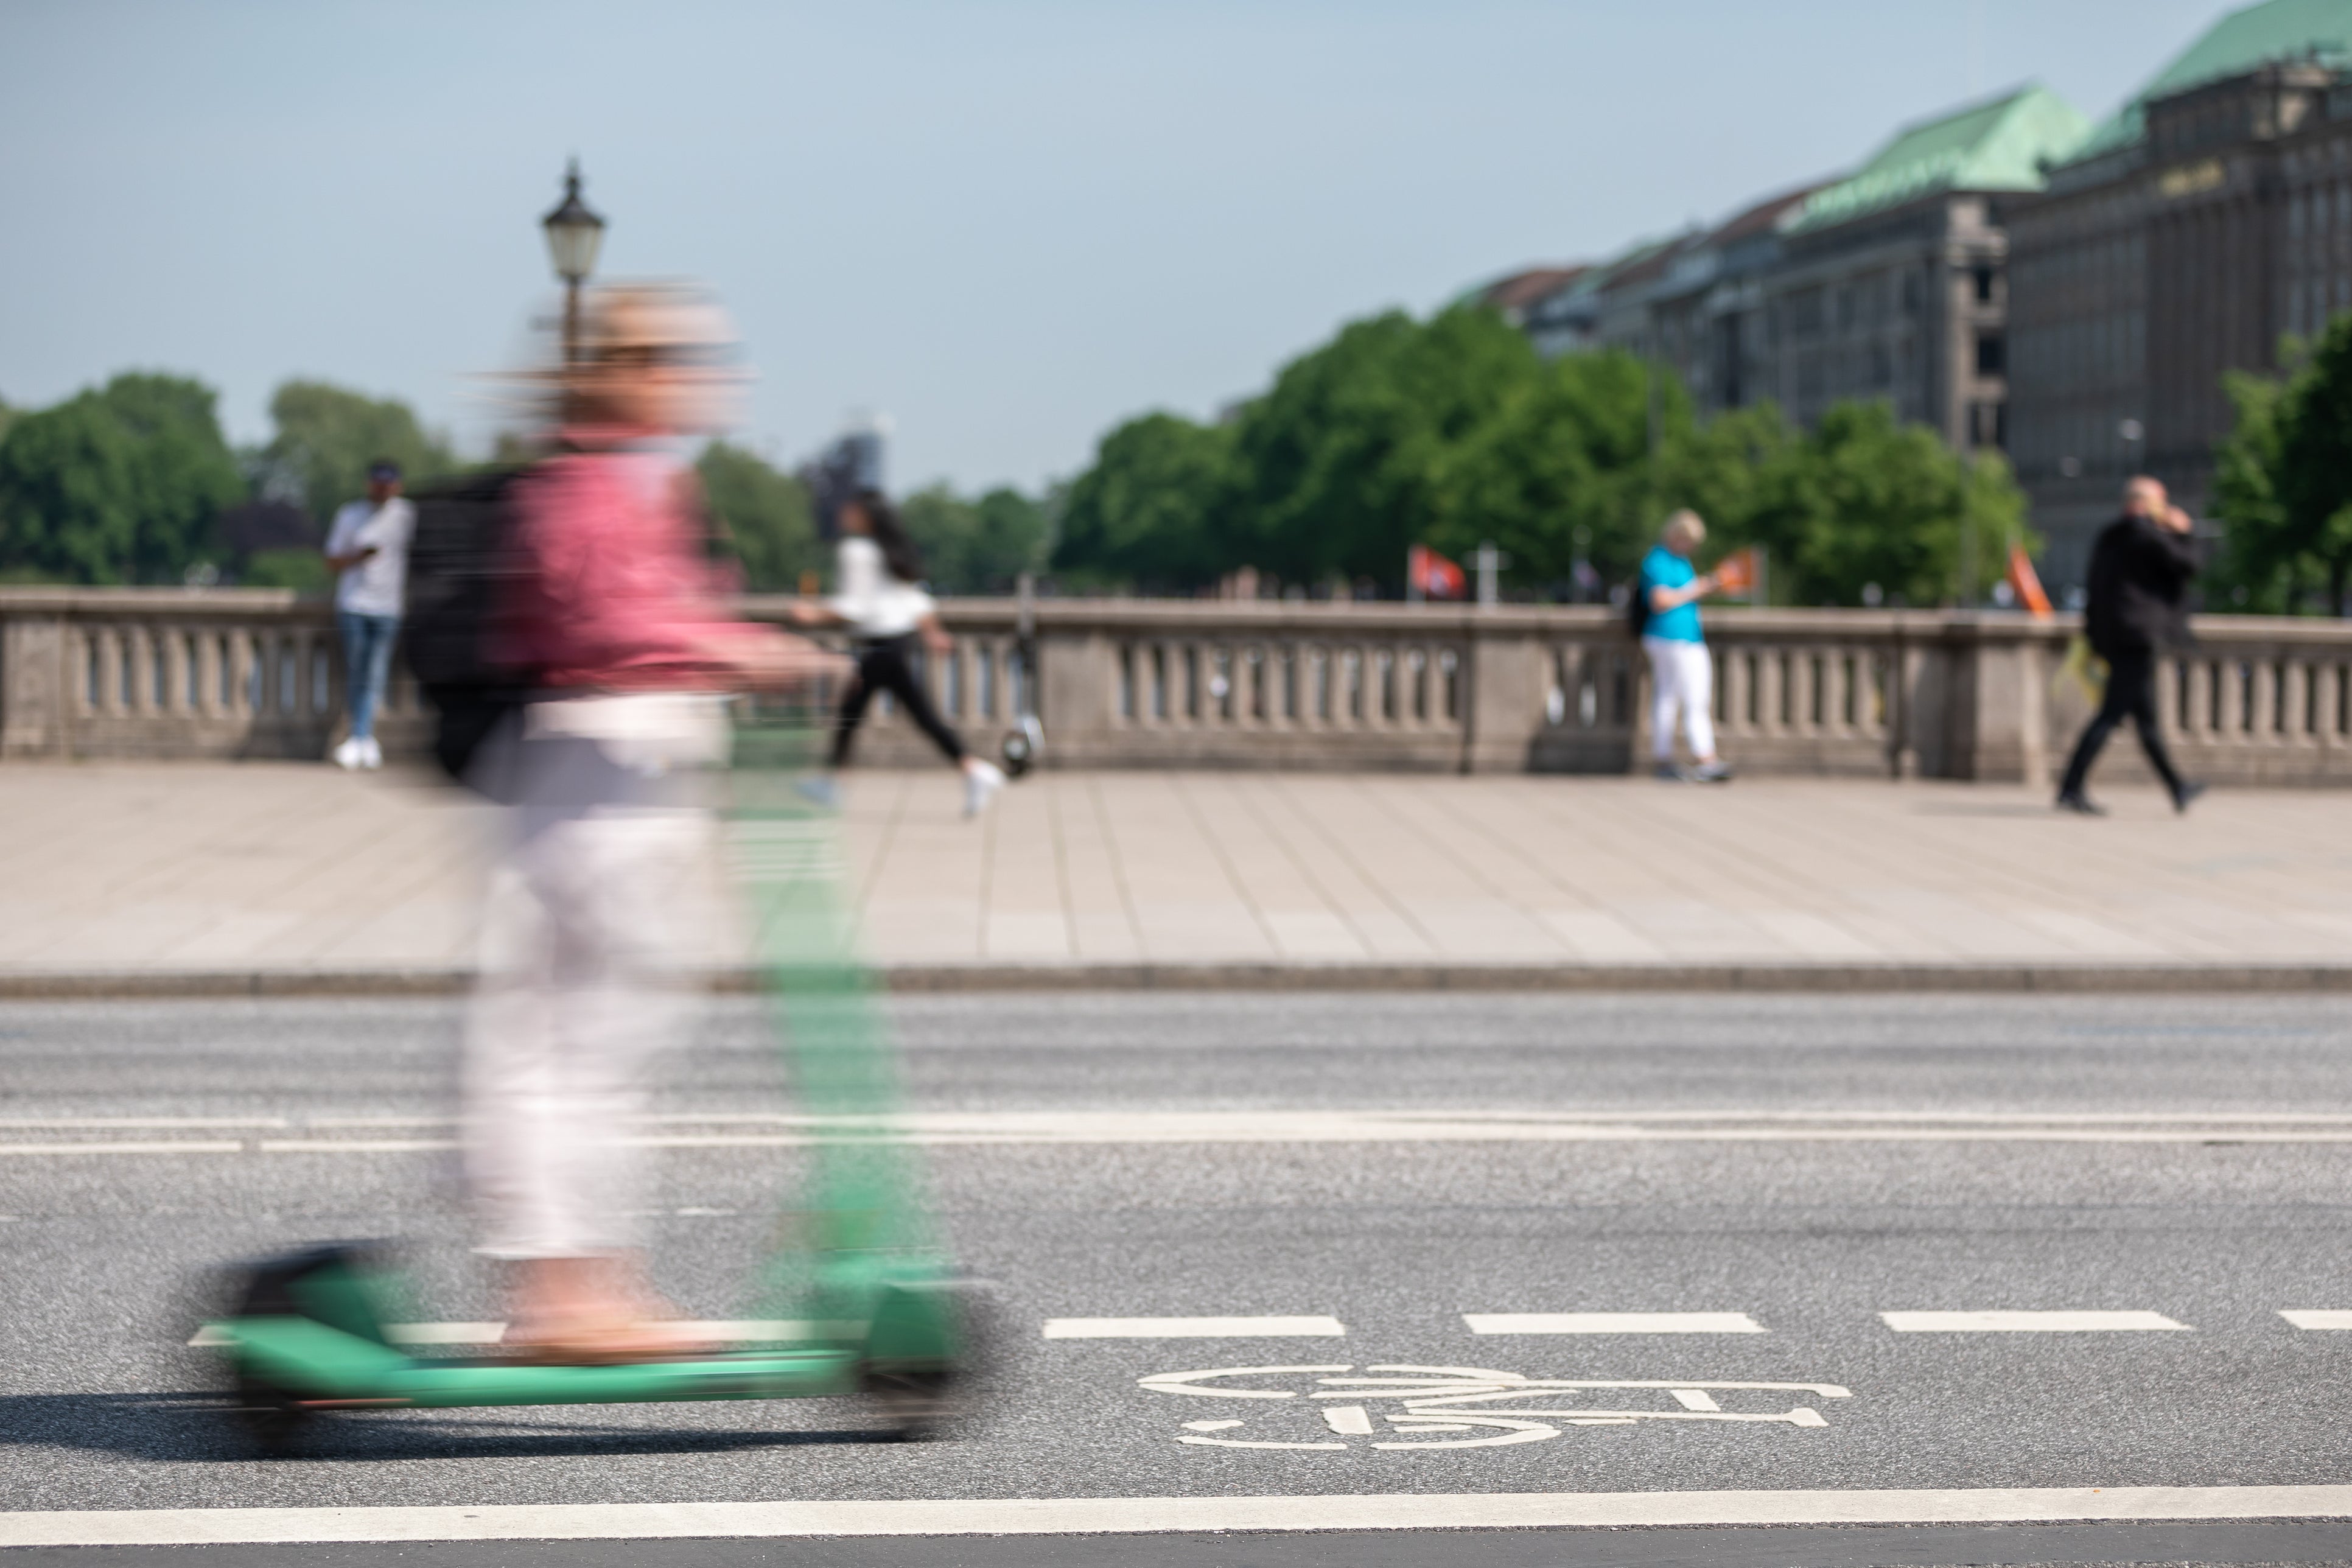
228, 1315, 862, 1410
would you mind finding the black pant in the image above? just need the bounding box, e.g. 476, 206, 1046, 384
831, 635, 966, 768
2059, 645, 2184, 802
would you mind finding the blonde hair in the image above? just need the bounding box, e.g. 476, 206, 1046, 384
1662, 509, 1707, 550
557, 280, 741, 425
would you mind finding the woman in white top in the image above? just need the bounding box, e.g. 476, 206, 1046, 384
799, 489, 1004, 816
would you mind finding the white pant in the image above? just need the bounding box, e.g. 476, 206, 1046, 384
464, 696, 724, 1260
1643, 637, 1717, 761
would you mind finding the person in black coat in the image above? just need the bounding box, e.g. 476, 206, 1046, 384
2056, 475, 2205, 815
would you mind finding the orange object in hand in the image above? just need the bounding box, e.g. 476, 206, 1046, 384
1712, 547, 1757, 594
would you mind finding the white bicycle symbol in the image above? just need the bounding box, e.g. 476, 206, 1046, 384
1141, 1363, 1849, 1451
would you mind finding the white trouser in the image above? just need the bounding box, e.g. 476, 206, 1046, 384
1643, 637, 1717, 761
464, 695, 725, 1260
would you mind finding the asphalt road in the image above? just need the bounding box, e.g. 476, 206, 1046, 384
7, 993, 2352, 1566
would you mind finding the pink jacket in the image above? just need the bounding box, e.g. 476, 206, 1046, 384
509, 445, 738, 692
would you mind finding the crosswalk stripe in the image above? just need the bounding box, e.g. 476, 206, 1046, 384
7, 1487, 2352, 1544
2280, 1309, 2352, 1329
1464, 1312, 1765, 1335
1880, 1311, 2190, 1332
1041, 1316, 1345, 1339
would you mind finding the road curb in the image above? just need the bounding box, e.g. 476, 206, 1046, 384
2, 961, 2352, 999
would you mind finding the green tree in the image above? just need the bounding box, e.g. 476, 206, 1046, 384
898, 485, 1051, 594
0, 373, 244, 584
2214, 318, 2352, 614
697, 440, 822, 592
1228, 306, 1540, 586
1424, 351, 1796, 590
1745, 401, 2028, 607
2209, 366, 2295, 612
258, 380, 455, 523
1052, 411, 1236, 590
241, 548, 334, 595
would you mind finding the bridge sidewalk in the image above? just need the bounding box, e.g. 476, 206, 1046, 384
0, 763, 2345, 992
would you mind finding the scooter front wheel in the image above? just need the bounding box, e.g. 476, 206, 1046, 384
862, 1362, 959, 1441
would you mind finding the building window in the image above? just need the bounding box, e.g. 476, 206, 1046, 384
1973, 265, 1996, 304
1975, 331, 2006, 377
1969, 401, 2006, 450
1789, 288, 1823, 337
1903, 271, 1923, 316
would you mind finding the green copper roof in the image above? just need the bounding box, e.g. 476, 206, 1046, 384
1786, 85, 2090, 235
2067, 0, 2352, 163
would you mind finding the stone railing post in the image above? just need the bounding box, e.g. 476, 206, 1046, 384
1037, 620, 1118, 767
0, 602, 70, 758
1940, 615, 2057, 783
1463, 608, 1545, 774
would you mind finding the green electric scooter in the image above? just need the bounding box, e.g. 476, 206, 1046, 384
212, 712, 976, 1452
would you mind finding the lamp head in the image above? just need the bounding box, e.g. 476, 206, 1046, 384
541, 159, 606, 285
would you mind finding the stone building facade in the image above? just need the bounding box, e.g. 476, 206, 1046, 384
1752, 87, 2088, 454
1476, 86, 2085, 457
2009, 53, 2351, 585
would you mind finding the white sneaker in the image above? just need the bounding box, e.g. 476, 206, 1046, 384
962, 760, 1006, 818
332, 737, 365, 771
359, 737, 383, 771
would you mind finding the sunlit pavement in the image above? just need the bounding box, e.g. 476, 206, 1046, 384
1, 765, 2348, 984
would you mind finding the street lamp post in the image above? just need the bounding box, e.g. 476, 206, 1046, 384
541, 158, 606, 366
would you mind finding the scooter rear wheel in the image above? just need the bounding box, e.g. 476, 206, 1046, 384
230, 1370, 315, 1455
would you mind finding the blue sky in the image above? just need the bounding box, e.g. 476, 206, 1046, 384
1, 0, 2223, 492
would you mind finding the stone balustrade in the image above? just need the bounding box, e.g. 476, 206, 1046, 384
5, 586, 2351, 786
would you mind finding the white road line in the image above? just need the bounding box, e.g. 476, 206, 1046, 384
0, 1118, 285, 1129
187, 1320, 831, 1348
13, 1109, 2352, 1161
103, 1109, 2352, 1129
25, 1107, 2352, 1155
2280, 1309, 2352, 1330
0, 1141, 243, 1157
1880, 1311, 2191, 1332
1464, 1312, 1765, 1335
6, 1487, 2352, 1544
1042, 1317, 1346, 1340
258, 1139, 457, 1153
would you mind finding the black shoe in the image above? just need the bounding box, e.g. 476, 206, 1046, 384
2174, 780, 2207, 814
2055, 791, 2105, 816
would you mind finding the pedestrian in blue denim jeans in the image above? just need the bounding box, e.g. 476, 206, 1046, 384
323, 460, 414, 770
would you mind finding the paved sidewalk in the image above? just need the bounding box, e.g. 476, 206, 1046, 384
0, 763, 2348, 989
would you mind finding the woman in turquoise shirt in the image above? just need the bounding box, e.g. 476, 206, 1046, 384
1639, 510, 1732, 783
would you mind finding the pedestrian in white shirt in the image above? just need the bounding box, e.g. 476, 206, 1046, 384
322, 460, 415, 770
792, 488, 1004, 816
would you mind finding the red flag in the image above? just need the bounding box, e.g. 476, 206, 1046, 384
1408, 544, 1466, 601
2004, 542, 2053, 617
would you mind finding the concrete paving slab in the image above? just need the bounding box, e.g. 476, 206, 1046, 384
0, 762, 2345, 989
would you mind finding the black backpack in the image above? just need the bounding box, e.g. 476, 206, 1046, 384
1624, 574, 1652, 639
397, 467, 537, 791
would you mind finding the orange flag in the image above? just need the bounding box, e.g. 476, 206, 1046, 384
2004, 542, 2053, 617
